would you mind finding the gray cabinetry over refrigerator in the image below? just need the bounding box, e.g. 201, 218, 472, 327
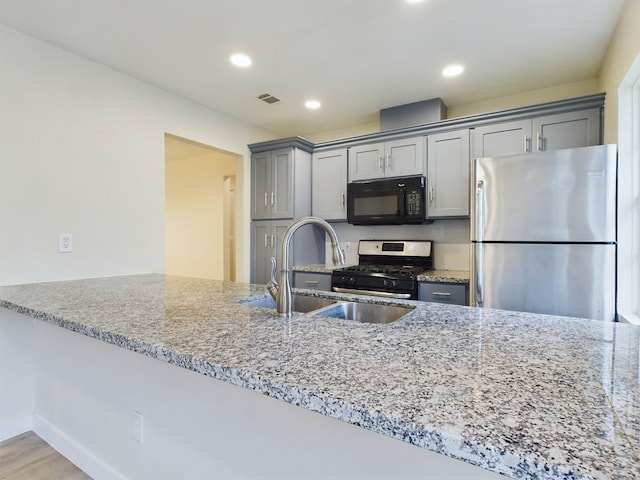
472, 108, 601, 158
426, 129, 470, 218
348, 136, 424, 181
312, 148, 348, 221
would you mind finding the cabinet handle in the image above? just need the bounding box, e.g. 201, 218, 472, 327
271, 192, 275, 206
379, 155, 384, 172
264, 192, 269, 206
536, 132, 542, 151
523, 134, 529, 153
386, 153, 391, 169
264, 234, 269, 248
305, 280, 319, 286
431, 292, 451, 297
429, 186, 434, 204
271, 234, 276, 248
341, 192, 345, 208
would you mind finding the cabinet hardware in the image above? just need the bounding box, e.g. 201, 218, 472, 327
270, 234, 275, 248
536, 132, 542, 151
386, 153, 391, 169
305, 280, 319, 286
264, 192, 269, 206
523, 134, 529, 153
429, 186, 434, 204
379, 155, 384, 171
264, 234, 269, 248
270, 192, 275, 206
341, 192, 345, 208
431, 291, 451, 297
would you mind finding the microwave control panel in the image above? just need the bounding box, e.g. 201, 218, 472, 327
406, 189, 422, 215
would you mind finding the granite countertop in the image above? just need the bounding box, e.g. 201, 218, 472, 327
294, 264, 470, 284
0, 274, 638, 479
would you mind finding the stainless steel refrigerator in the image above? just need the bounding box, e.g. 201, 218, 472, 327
470, 144, 617, 321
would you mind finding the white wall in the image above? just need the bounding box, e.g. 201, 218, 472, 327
0, 25, 275, 286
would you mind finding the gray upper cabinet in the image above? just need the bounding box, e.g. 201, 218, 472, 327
532, 109, 601, 151
426, 129, 470, 218
472, 119, 531, 159
251, 148, 294, 220
472, 108, 601, 159
312, 148, 348, 221
348, 136, 424, 181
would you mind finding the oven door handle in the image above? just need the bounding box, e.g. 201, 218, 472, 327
332, 287, 412, 299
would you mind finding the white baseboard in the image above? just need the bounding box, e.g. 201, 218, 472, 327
0, 415, 33, 442
33, 414, 126, 480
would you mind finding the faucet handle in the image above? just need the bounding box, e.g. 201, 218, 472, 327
270, 256, 278, 284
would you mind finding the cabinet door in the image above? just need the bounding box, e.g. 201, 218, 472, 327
251, 221, 274, 284
427, 129, 470, 218
271, 148, 294, 219
532, 108, 601, 152
348, 143, 385, 181
312, 149, 348, 220
386, 137, 425, 177
472, 119, 532, 158
251, 151, 272, 220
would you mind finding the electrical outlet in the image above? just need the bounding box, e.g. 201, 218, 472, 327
132, 410, 144, 444
58, 233, 73, 253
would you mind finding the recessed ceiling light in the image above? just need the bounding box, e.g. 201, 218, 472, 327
230, 53, 252, 68
305, 99, 322, 110
442, 64, 464, 78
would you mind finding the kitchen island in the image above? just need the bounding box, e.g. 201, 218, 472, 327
0, 274, 638, 479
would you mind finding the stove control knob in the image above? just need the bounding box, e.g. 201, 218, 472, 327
383, 279, 390, 287
391, 280, 398, 288
349, 277, 357, 285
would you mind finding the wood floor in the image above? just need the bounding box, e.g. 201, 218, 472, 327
0, 431, 91, 480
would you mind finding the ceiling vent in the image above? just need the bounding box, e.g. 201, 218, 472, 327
257, 93, 280, 104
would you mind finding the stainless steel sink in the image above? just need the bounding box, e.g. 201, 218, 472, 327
313, 302, 415, 324
242, 294, 414, 323
242, 294, 338, 313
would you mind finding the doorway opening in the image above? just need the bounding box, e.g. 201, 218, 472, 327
164, 134, 240, 281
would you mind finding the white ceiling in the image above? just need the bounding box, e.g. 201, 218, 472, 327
0, 0, 627, 138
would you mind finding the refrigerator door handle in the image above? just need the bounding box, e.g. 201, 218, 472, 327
475, 180, 484, 242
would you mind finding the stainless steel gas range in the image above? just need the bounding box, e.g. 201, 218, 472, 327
331, 240, 433, 300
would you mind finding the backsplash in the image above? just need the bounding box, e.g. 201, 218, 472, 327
324, 219, 470, 270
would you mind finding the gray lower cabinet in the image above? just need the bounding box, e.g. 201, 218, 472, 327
312, 148, 348, 221
472, 108, 601, 158
426, 129, 470, 218
293, 272, 332, 291
419, 282, 468, 305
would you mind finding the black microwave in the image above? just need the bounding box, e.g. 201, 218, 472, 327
347, 175, 426, 225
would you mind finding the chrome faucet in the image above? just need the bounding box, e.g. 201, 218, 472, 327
267, 216, 346, 316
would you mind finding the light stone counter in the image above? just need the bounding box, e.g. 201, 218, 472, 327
0, 274, 638, 479
293, 264, 470, 284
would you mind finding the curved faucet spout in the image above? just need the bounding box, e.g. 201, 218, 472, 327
270, 216, 345, 316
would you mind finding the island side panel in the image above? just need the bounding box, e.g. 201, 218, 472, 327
0, 310, 35, 441
30, 317, 506, 480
